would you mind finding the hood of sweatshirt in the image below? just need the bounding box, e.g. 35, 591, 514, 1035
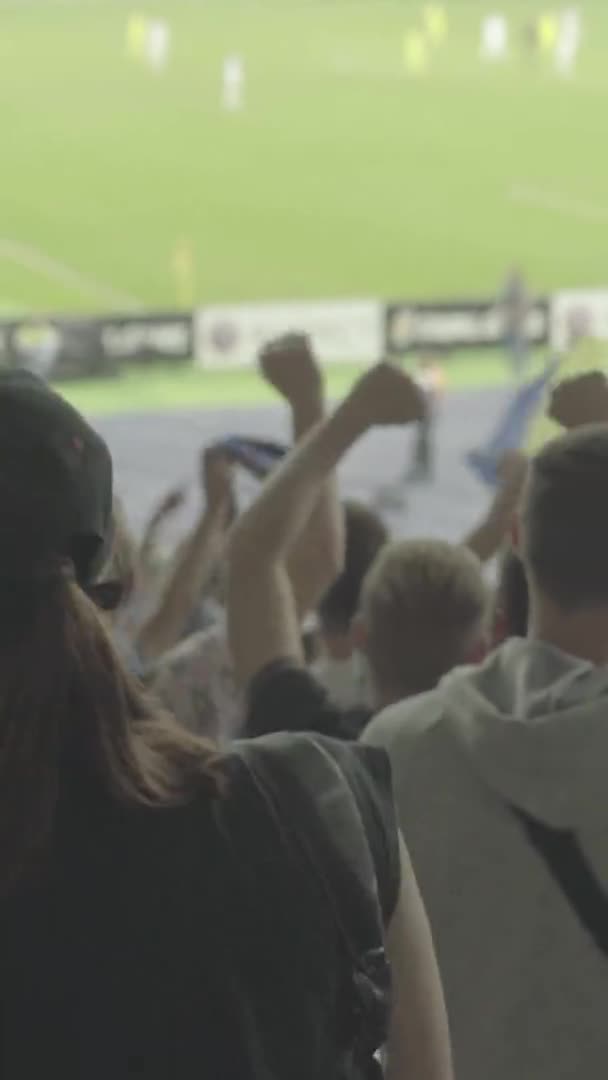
435, 637, 608, 829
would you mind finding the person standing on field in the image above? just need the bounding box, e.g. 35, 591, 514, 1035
222, 54, 245, 111
406, 351, 446, 484
480, 13, 509, 61
500, 266, 531, 378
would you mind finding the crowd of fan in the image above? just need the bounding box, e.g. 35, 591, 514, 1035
1, 338, 608, 1080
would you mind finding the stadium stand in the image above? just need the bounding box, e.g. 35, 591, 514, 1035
2, 334, 608, 1079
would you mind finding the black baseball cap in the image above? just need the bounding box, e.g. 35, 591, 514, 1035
0, 371, 113, 587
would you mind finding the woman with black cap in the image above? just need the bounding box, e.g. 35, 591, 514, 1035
0, 373, 451, 1080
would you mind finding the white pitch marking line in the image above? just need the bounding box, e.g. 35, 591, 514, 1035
509, 184, 608, 224
0, 237, 143, 309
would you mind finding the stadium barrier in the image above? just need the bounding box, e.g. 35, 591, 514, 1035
194, 299, 384, 369
0, 312, 192, 382
385, 298, 549, 354
551, 290, 608, 352
1, 289, 607, 382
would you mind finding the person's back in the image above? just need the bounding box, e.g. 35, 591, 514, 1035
366, 639, 608, 1080
3, 735, 399, 1080
0, 371, 452, 1080
365, 423, 608, 1080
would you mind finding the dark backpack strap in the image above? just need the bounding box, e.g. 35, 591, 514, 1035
238, 735, 390, 1078
510, 804, 608, 958
239, 735, 384, 950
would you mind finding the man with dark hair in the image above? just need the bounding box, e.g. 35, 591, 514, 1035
493, 547, 529, 642
364, 376, 608, 1080
522, 424, 608, 611
318, 500, 388, 639
314, 500, 388, 710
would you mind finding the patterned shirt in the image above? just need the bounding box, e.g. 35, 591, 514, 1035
151, 623, 244, 744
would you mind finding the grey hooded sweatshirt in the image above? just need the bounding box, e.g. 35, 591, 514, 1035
364, 638, 608, 1080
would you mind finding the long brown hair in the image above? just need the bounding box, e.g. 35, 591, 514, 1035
0, 567, 222, 897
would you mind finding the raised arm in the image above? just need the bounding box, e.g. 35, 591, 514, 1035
227, 363, 425, 687
464, 450, 528, 563
466, 372, 608, 563
138, 485, 186, 581
137, 448, 234, 663
259, 334, 345, 617
385, 837, 453, 1080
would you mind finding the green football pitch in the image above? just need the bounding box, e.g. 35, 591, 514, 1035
2, 0, 606, 414
2, 0, 608, 319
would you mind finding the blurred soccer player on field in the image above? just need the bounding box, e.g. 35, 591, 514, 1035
171, 238, 196, 308
403, 29, 429, 76
126, 13, 148, 61
538, 12, 559, 56
522, 17, 540, 55
555, 7, 582, 77
222, 55, 245, 111
423, 5, 448, 46
480, 14, 508, 61
500, 267, 530, 378
406, 351, 446, 484
146, 19, 171, 73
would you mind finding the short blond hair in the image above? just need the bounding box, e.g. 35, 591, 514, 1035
361, 539, 489, 699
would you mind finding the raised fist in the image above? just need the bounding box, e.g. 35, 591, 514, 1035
259, 333, 322, 402
349, 362, 427, 427
549, 371, 608, 430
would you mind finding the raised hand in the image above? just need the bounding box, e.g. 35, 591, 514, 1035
549, 371, 608, 430
348, 362, 427, 427
200, 446, 235, 513
259, 333, 322, 403
492, 450, 528, 522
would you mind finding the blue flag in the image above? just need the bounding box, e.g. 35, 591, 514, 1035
467, 357, 560, 487
213, 436, 288, 479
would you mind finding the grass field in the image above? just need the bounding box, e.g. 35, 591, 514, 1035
2, 0, 608, 319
